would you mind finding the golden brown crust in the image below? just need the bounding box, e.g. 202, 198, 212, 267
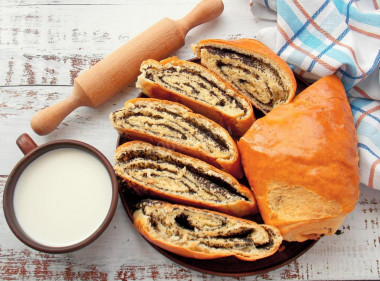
136, 57, 255, 136
114, 141, 258, 217
110, 98, 243, 179
192, 38, 297, 114
237, 75, 360, 241
133, 200, 283, 261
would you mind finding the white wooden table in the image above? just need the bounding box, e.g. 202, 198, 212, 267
1, 0, 379, 280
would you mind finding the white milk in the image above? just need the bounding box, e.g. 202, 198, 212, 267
13, 148, 113, 247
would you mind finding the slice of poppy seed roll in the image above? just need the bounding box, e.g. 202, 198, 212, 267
192, 38, 297, 114
136, 57, 255, 136
133, 199, 283, 261
114, 141, 257, 217
110, 98, 243, 179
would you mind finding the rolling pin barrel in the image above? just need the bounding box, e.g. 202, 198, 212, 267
75, 17, 186, 108
30, 0, 224, 135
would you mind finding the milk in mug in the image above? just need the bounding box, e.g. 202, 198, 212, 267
13, 148, 113, 247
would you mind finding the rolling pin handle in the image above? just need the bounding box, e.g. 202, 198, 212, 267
177, 0, 224, 34
30, 86, 91, 136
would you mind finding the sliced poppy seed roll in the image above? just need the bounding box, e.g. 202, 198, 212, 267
133, 199, 283, 261
192, 38, 297, 114
136, 57, 255, 136
114, 141, 257, 217
110, 98, 243, 179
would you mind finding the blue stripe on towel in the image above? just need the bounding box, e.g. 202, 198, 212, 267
333, 0, 380, 26
357, 123, 380, 149
307, 27, 351, 72
358, 143, 379, 159
278, 0, 329, 56
350, 104, 380, 124
345, 0, 354, 24
339, 51, 380, 80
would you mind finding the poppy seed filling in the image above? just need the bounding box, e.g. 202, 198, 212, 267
200, 46, 290, 113
137, 200, 276, 253
111, 101, 233, 157
114, 146, 249, 203
141, 63, 249, 117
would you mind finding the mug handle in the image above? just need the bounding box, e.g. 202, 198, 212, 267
16, 133, 38, 155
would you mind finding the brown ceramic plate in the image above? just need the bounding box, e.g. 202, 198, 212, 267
116, 60, 317, 276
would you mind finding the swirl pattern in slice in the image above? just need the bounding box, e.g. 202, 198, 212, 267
110, 98, 242, 178
114, 141, 257, 217
133, 200, 283, 261
192, 39, 297, 114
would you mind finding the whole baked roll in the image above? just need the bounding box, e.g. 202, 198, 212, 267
192, 38, 297, 114
110, 98, 243, 179
136, 57, 255, 136
133, 199, 283, 261
114, 141, 257, 217
238, 75, 360, 242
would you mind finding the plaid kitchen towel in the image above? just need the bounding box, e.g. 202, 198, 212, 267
250, 0, 380, 189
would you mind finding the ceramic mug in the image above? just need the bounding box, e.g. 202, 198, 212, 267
3, 133, 118, 253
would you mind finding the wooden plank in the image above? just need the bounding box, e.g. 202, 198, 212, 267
0, 1, 273, 87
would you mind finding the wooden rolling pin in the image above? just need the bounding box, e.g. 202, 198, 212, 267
31, 0, 224, 135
